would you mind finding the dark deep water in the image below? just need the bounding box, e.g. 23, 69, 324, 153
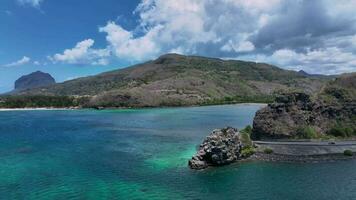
1, 104, 356, 200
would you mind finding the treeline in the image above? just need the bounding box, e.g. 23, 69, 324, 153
0, 95, 89, 108
201, 95, 275, 106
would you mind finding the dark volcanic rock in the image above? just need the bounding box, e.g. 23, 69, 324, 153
189, 127, 242, 169
15, 71, 55, 91
252, 87, 356, 140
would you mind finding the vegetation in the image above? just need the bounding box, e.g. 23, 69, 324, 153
0, 95, 85, 108
242, 125, 253, 135
240, 125, 253, 146
328, 125, 356, 138
201, 95, 275, 106
264, 148, 273, 154
344, 150, 353, 156
296, 126, 318, 139
241, 146, 255, 158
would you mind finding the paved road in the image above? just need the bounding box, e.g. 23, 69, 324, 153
254, 140, 356, 155
254, 140, 356, 146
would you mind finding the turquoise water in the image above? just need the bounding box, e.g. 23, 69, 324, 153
1, 104, 356, 200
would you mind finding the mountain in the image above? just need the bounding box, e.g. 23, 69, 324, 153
14, 71, 56, 91
297, 70, 331, 78
10, 54, 329, 108
252, 73, 356, 140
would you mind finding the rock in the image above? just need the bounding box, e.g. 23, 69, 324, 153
189, 127, 242, 169
252, 86, 356, 140
14, 71, 55, 91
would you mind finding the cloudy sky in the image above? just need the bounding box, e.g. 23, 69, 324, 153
1, 0, 356, 93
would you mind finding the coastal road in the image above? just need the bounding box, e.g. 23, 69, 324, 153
254, 140, 356, 155
254, 140, 356, 146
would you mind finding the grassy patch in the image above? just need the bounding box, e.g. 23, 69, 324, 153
264, 148, 273, 154
344, 150, 353, 156
241, 146, 255, 158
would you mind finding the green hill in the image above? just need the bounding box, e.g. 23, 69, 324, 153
2, 54, 328, 108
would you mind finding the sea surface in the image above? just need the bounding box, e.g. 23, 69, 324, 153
1, 104, 356, 200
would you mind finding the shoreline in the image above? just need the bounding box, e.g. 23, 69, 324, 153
247, 152, 356, 163
0, 103, 267, 111
0, 107, 77, 111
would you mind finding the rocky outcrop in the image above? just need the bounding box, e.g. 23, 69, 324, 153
189, 127, 242, 169
252, 75, 356, 140
15, 71, 55, 91
252, 92, 316, 139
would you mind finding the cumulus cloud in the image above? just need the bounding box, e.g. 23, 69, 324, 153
49, 39, 110, 65
93, 0, 356, 74
17, 0, 44, 8
3, 56, 31, 67
99, 22, 162, 61
46, 0, 356, 74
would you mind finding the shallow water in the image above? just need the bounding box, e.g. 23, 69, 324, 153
1, 104, 356, 200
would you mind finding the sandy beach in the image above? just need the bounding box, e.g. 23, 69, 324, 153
0, 108, 75, 111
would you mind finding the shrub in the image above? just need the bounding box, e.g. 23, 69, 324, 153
242, 125, 252, 135
328, 126, 355, 138
264, 148, 273, 154
344, 150, 353, 156
240, 132, 253, 147
297, 126, 318, 139
241, 146, 255, 158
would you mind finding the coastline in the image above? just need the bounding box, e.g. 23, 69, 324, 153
0, 107, 77, 111
0, 103, 267, 111
247, 152, 356, 163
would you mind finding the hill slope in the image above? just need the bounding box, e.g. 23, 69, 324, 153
252, 73, 356, 140
12, 54, 327, 108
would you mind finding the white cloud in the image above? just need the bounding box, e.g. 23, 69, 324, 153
267, 48, 356, 74
221, 40, 255, 52
49, 39, 110, 65
3, 56, 31, 67
99, 0, 269, 60
99, 22, 162, 61
17, 0, 43, 8
49, 0, 356, 74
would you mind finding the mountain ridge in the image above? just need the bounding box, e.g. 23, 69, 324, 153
4, 54, 331, 108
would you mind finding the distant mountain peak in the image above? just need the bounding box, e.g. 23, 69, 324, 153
14, 71, 56, 91
298, 70, 309, 75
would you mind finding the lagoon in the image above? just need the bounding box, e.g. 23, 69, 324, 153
1, 104, 356, 200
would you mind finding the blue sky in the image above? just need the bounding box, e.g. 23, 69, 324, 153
1, 0, 356, 93
0, 0, 140, 92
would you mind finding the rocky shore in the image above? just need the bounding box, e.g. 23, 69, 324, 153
249, 152, 356, 163
188, 127, 243, 169
189, 127, 356, 170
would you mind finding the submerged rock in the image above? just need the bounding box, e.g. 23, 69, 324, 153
189, 127, 242, 170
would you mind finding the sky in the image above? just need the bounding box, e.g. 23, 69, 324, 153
1, 0, 356, 93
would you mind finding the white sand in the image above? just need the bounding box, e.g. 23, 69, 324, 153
0, 108, 73, 111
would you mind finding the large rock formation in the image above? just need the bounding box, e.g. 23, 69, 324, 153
189, 127, 242, 169
15, 71, 55, 91
252, 73, 356, 140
